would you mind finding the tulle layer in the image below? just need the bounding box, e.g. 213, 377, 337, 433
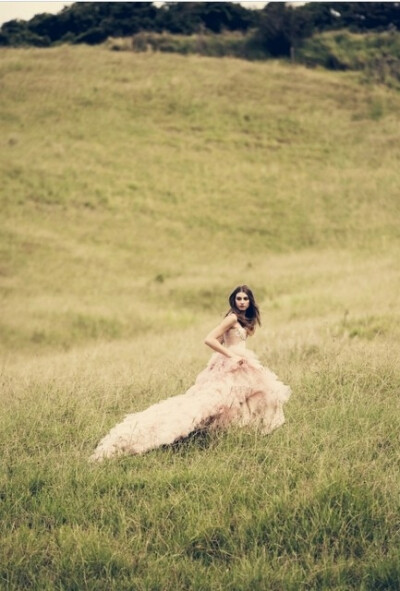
90, 348, 291, 461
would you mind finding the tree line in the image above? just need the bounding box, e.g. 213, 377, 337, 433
1, 2, 400, 56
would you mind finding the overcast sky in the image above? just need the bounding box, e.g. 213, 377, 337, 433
0, 1, 270, 27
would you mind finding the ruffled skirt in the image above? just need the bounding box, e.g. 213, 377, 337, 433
90, 348, 291, 461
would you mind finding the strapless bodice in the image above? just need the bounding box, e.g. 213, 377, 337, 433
223, 324, 247, 350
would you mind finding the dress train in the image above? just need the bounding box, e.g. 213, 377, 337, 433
90, 326, 291, 461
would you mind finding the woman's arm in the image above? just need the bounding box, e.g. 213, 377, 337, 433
204, 313, 238, 358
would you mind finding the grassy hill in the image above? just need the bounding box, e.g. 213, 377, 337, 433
1, 46, 400, 353
1, 46, 399, 589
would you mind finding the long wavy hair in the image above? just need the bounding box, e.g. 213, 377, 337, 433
226, 285, 261, 335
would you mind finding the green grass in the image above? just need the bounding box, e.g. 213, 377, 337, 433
298, 30, 400, 89
0, 46, 399, 589
125, 30, 257, 60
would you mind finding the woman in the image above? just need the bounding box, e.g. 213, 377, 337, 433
90, 285, 291, 461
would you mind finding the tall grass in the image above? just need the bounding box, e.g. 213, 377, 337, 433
298, 30, 400, 89
0, 47, 399, 589
126, 30, 258, 59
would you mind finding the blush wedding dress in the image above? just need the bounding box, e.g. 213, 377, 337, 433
90, 324, 291, 461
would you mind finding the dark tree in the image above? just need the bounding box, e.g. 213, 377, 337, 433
331, 2, 400, 31
255, 2, 312, 58
154, 3, 202, 34
198, 2, 256, 33
155, 2, 256, 35
2, 1, 399, 49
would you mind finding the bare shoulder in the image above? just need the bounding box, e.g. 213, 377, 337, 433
222, 313, 238, 329
205, 312, 238, 343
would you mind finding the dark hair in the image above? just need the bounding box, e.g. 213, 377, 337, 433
226, 285, 261, 334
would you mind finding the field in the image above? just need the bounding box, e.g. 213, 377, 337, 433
1, 46, 399, 589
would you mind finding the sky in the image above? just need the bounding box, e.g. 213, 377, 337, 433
0, 2, 73, 25
0, 1, 270, 27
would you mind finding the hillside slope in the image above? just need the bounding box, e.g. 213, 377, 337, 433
1, 46, 399, 351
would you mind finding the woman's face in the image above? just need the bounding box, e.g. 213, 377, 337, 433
235, 291, 250, 312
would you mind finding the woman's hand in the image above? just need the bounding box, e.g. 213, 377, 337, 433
229, 354, 247, 367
